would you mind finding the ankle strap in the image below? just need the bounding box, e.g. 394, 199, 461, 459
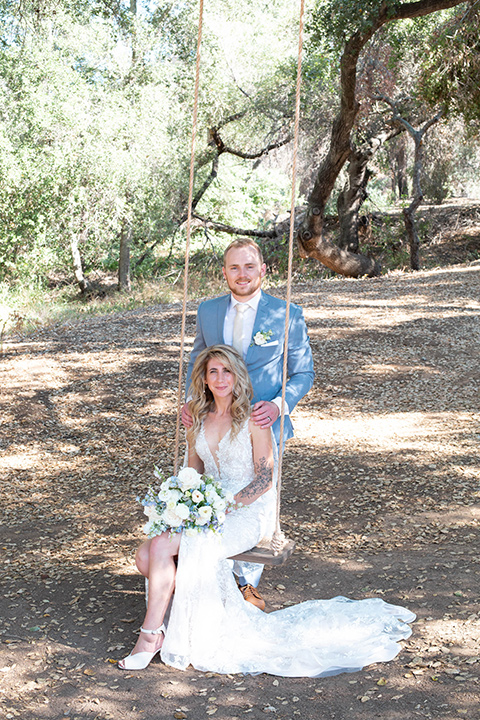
140, 624, 166, 635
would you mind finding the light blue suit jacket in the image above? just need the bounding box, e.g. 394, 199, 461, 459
186, 291, 314, 443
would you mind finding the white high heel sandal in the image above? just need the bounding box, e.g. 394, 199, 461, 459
118, 624, 166, 670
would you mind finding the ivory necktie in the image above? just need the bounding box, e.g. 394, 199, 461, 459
232, 303, 247, 356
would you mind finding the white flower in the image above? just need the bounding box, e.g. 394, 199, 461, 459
144, 505, 162, 521
143, 521, 153, 535
191, 489, 204, 504
212, 496, 227, 511
175, 502, 190, 520
254, 331, 267, 345
162, 508, 183, 527
177, 467, 202, 491
198, 505, 212, 522
166, 491, 182, 509
252, 330, 273, 346
140, 469, 232, 538
160, 487, 181, 503
185, 527, 197, 536
205, 488, 219, 503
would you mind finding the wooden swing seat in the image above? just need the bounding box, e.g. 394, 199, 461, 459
230, 539, 295, 566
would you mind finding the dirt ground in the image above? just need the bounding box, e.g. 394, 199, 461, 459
1, 260, 480, 720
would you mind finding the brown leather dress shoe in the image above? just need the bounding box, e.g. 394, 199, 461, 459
239, 584, 266, 611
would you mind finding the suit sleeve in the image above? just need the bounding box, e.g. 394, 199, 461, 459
283, 304, 314, 412
185, 305, 207, 397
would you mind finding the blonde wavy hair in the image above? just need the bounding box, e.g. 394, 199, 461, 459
188, 345, 253, 441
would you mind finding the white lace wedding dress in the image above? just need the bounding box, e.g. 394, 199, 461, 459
160, 420, 415, 677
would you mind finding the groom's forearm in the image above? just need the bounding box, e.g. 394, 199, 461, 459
284, 367, 315, 411
284, 307, 314, 411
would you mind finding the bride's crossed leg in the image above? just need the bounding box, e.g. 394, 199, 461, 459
118, 532, 181, 669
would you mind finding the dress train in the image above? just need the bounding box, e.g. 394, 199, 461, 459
154, 421, 415, 677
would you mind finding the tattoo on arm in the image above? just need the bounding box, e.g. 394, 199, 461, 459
239, 456, 272, 502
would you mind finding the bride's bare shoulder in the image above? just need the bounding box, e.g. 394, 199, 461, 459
248, 417, 271, 443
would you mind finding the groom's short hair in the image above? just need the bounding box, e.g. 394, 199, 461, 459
223, 238, 264, 266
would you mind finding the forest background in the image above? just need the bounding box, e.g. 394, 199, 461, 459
2, 3, 480, 716
1, 0, 480, 335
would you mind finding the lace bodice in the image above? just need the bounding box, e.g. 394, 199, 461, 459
195, 419, 255, 495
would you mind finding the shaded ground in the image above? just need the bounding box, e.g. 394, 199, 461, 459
1, 262, 480, 720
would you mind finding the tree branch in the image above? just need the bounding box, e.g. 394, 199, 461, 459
190, 153, 221, 214
215, 111, 248, 130
394, 0, 469, 22
209, 126, 291, 160
375, 94, 444, 138
179, 126, 291, 224
192, 214, 278, 239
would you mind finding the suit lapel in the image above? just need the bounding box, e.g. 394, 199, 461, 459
215, 294, 230, 343
246, 291, 271, 363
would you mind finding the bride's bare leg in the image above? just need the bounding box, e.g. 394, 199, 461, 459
118, 532, 180, 667
140, 533, 179, 633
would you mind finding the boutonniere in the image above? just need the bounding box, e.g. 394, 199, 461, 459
251, 330, 273, 346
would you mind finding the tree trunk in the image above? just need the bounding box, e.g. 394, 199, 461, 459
70, 210, 89, 294
403, 202, 421, 270
71, 233, 89, 293
297, 230, 381, 278
299, 0, 465, 278
395, 139, 408, 198
338, 128, 402, 252
337, 158, 371, 253
381, 107, 443, 271
403, 135, 425, 271
299, 22, 387, 277
118, 221, 132, 292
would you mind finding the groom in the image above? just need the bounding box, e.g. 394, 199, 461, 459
182, 237, 314, 609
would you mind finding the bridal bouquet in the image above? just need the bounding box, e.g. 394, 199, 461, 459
139, 466, 235, 538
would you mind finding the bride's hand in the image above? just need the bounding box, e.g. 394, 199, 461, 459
228, 496, 243, 513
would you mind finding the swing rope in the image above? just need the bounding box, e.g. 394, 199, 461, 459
174, 0, 305, 559
173, 0, 204, 475
270, 0, 305, 553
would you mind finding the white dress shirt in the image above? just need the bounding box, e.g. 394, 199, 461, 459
223, 291, 262, 358
223, 291, 288, 415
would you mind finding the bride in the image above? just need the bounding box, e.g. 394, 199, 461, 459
118, 344, 415, 676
